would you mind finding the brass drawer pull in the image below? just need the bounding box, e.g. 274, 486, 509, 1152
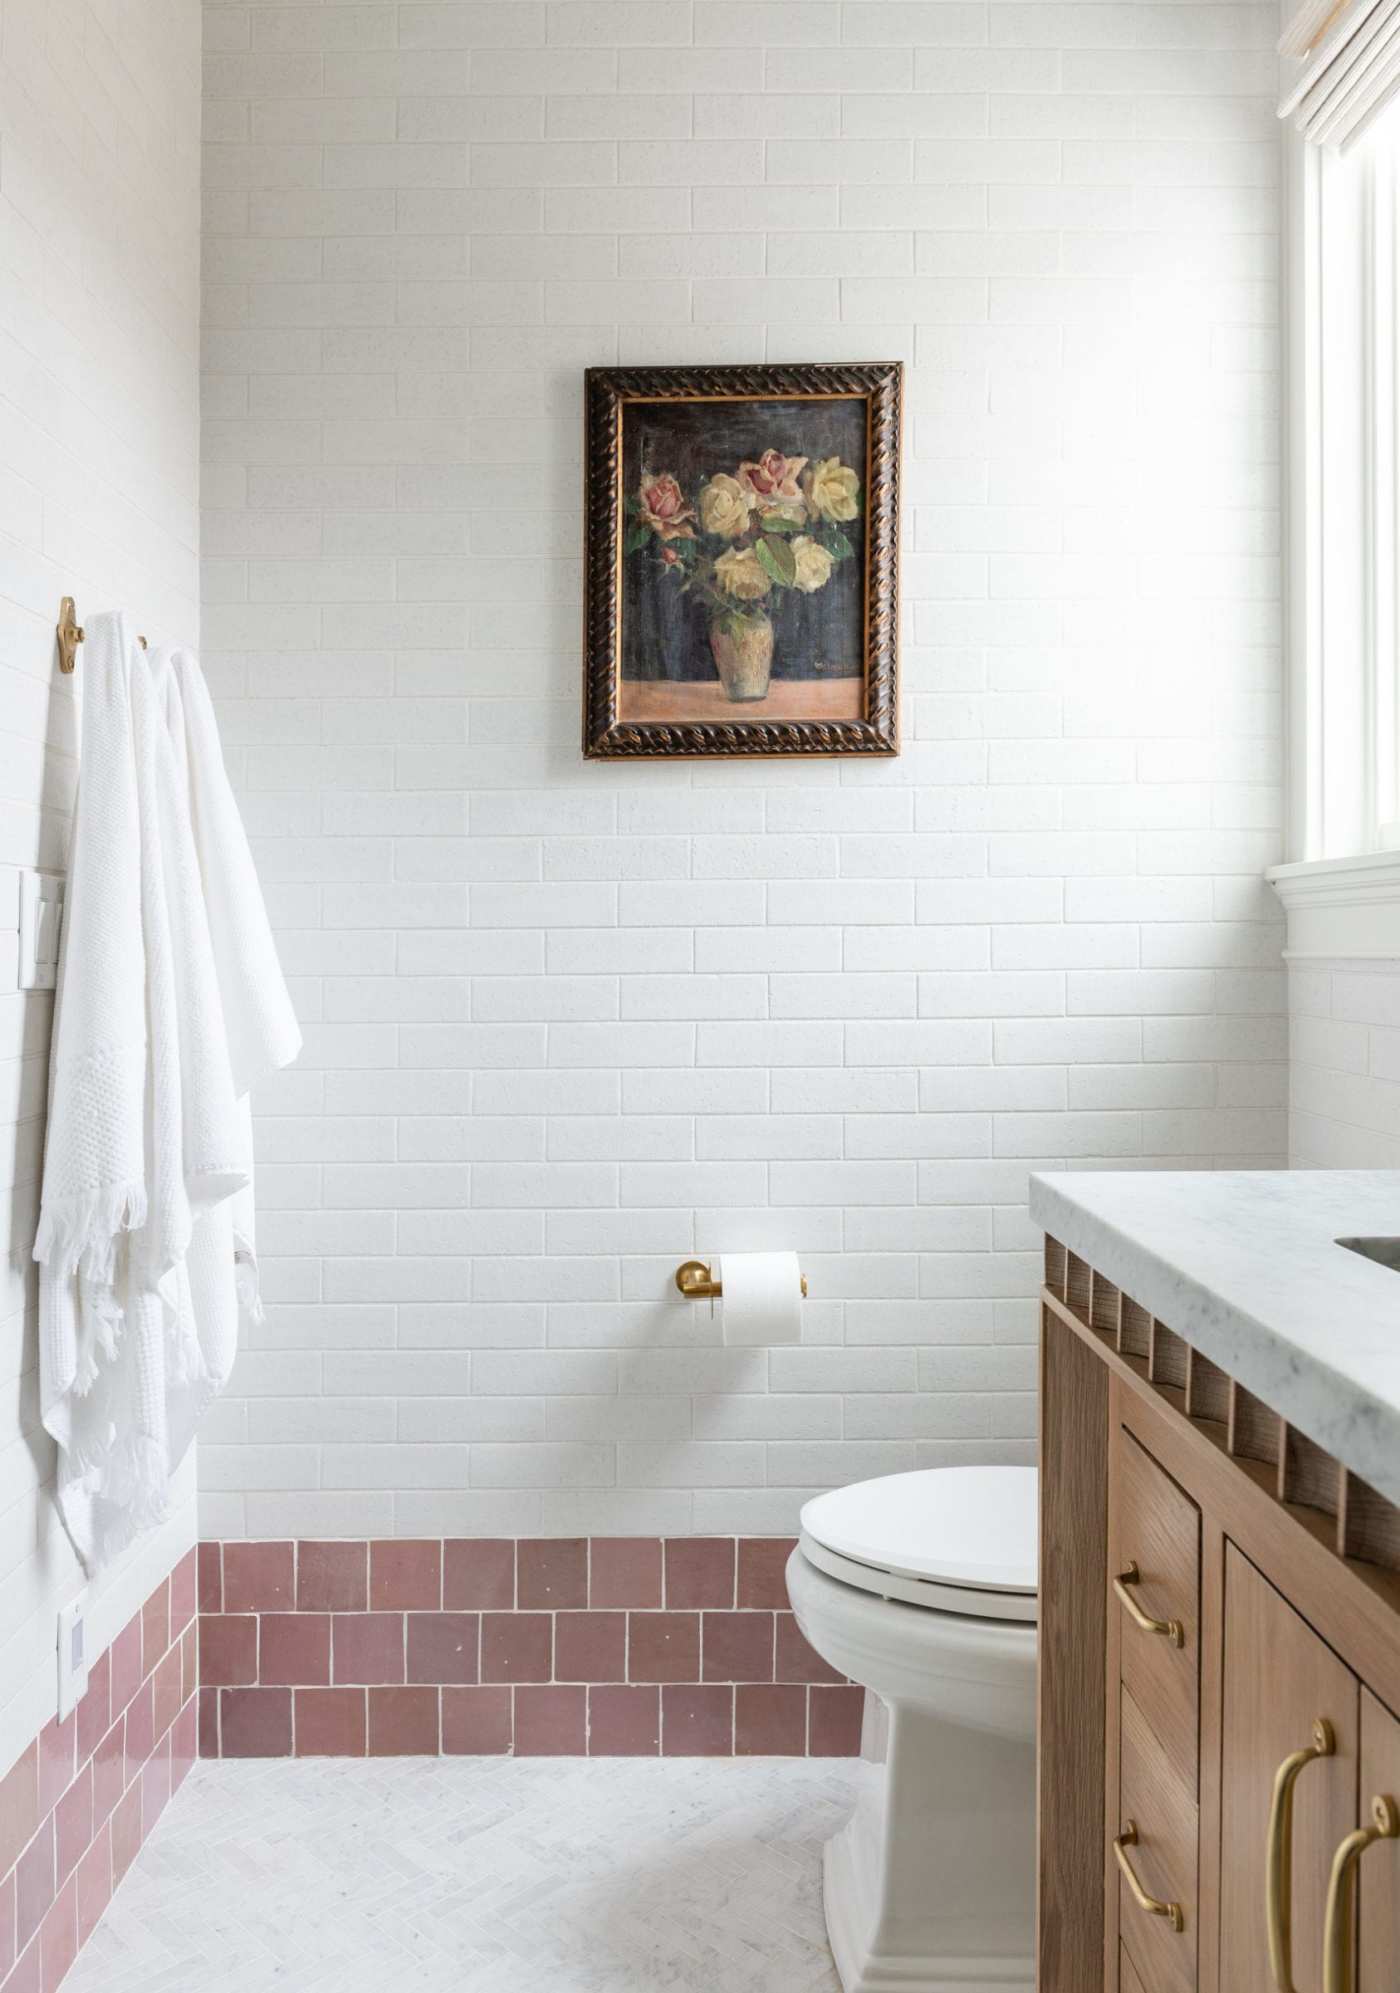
1266, 1718, 1335, 1991
1114, 1562, 1184, 1647
1322, 1794, 1400, 1993
1114, 1821, 1185, 1933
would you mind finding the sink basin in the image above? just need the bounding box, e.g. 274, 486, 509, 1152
1337, 1237, 1400, 1273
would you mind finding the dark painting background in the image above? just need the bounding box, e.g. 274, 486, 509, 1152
619, 396, 868, 684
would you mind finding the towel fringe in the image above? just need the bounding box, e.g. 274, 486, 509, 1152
33, 1181, 148, 1282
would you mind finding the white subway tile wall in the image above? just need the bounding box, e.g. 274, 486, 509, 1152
0, 0, 202, 1775
201, 0, 1287, 1542
1288, 963, 1400, 1167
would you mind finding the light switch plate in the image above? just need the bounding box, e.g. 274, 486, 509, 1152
57, 1593, 88, 1720
18, 871, 63, 990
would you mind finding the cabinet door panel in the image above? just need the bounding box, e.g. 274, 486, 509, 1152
1359, 1690, 1400, 1989
1121, 1943, 1150, 1993
1119, 1685, 1197, 1993
1220, 1545, 1359, 1993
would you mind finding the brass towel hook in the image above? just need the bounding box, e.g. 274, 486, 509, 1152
57, 596, 147, 673
674, 1258, 808, 1300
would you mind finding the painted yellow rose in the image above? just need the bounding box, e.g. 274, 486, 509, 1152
698, 472, 753, 539
713, 546, 772, 602
804, 457, 859, 524
791, 535, 835, 593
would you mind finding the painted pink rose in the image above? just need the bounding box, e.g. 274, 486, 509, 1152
638, 471, 696, 540
741, 446, 805, 522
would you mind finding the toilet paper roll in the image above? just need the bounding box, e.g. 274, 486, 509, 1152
719, 1251, 804, 1347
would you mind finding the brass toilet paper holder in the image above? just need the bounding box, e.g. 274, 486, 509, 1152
674, 1258, 808, 1301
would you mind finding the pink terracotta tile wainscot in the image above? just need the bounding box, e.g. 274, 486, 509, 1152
0, 1549, 198, 1993
197, 1538, 864, 1761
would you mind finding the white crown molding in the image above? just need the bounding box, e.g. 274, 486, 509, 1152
1267, 851, 1400, 959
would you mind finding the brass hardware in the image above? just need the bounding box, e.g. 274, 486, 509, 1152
1113, 1822, 1184, 1933
673, 1258, 808, 1301
56, 596, 146, 673
1267, 1718, 1335, 1991
1322, 1794, 1400, 1993
1113, 1562, 1185, 1647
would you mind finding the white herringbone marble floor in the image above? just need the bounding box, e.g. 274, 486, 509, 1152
65, 1757, 858, 1992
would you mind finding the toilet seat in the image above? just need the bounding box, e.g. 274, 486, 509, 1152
799, 1465, 1037, 1624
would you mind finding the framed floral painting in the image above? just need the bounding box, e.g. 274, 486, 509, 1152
583, 363, 901, 759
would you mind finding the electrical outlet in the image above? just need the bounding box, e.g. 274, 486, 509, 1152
57, 1594, 88, 1720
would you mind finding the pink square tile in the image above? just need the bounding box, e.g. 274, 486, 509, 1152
331, 1615, 404, 1687
587, 1686, 659, 1757
197, 1690, 219, 1762
75, 1651, 110, 1773
15, 1823, 53, 1955
223, 1543, 294, 1615
627, 1613, 699, 1684
74, 1824, 111, 1950
141, 1736, 172, 1835
664, 1539, 735, 1610
294, 1689, 366, 1758
702, 1612, 774, 1684
198, 1610, 259, 1690
171, 1701, 197, 1793
370, 1541, 442, 1611
181, 1626, 197, 1710
219, 1689, 292, 1758
553, 1612, 626, 1684
480, 1613, 551, 1684
152, 1648, 183, 1743
737, 1538, 798, 1610
296, 1541, 367, 1613
38, 1874, 75, 1993
54, 1765, 92, 1890
442, 1688, 513, 1755
0, 1868, 13, 1977
367, 1689, 439, 1756
170, 1548, 197, 1637
513, 1686, 586, 1756
4, 1940, 40, 1993
443, 1540, 514, 1611
517, 1539, 586, 1610
735, 1684, 807, 1757
91, 1721, 124, 1831
197, 1543, 222, 1615
588, 1538, 662, 1609
110, 1787, 141, 1888
109, 1617, 142, 1715
124, 1680, 153, 1783
37, 1715, 75, 1820
260, 1615, 331, 1687
0, 1746, 38, 1879
775, 1613, 844, 1685
809, 1685, 864, 1758
141, 1582, 169, 1675
661, 1685, 733, 1757
406, 1614, 480, 1686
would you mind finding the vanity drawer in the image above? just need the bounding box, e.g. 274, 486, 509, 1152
1120, 1942, 1149, 1993
1112, 1427, 1200, 1794
1116, 1684, 1198, 1993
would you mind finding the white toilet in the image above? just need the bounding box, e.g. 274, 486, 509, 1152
786, 1465, 1038, 1993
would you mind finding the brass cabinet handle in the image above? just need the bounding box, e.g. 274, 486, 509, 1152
1113, 1562, 1184, 1648
1266, 1718, 1335, 1991
1113, 1821, 1185, 1933
1322, 1794, 1400, 1993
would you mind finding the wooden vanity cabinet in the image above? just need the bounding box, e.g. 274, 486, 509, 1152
1038, 1240, 1400, 1993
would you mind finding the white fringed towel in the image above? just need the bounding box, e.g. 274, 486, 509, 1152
37, 616, 251, 1571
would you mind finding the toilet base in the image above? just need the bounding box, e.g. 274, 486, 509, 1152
820, 1696, 1034, 1993
824, 1833, 1033, 1991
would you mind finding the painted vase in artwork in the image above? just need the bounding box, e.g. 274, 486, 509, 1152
709, 610, 774, 701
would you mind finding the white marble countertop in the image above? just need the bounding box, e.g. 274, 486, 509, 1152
1028, 1170, 1400, 1506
